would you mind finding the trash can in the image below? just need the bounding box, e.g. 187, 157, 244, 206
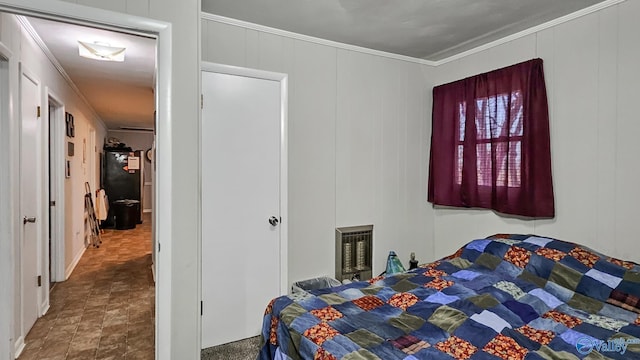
113, 199, 140, 230
292, 276, 341, 294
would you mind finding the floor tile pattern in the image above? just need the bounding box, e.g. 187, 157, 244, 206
18, 215, 154, 360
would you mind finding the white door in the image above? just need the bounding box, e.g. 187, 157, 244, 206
201, 68, 286, 348
20, 68, 41, 335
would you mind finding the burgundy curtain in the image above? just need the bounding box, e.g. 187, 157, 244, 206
428, 58, 554, 218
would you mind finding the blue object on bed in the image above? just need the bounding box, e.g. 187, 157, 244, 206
258, 234, 640, 360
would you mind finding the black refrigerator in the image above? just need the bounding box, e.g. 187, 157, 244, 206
101, 149, 143, 227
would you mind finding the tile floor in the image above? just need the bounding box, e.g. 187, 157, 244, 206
18, 214, 155, 360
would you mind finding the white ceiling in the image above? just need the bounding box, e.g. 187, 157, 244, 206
25, 16, 156, 130
201, 0, 606, 60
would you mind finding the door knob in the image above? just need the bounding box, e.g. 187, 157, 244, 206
268, 216, 279, 227
23, 216, 36, 224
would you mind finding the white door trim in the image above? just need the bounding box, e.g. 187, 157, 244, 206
0, 1, 174, 359
0, 40, 16, 360
46, 88, 65, 285
200, 61, 289, 300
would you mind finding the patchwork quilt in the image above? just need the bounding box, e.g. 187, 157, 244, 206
258, 234, 640, 360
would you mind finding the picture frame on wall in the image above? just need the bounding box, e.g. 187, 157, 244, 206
65, 160, 71, 178
65, 112, 75, 138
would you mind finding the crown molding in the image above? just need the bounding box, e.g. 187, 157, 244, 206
17, 15, 108, 131
202, 0, 626, 67
432, 0, 627, 65
201, 12, 436, 66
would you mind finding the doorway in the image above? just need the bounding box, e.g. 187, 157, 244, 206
14, 11, 156, 354
47, 92, 65, 290
200, 63, 288, 348
0, 2, 173, 359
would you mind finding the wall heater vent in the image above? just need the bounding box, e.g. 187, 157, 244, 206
335, 225, 373, 282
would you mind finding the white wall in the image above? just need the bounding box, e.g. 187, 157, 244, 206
203, 0, 640, 278
431, 1, 640, 263
201, 18, 434, 282
1, 11, 108, 354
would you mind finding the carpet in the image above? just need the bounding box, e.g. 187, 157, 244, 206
201, 336, 261, 360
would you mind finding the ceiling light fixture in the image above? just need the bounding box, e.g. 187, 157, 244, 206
119, 126, 154, 132
78, 41, 126, 62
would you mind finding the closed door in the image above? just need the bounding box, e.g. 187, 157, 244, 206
201, 69, 283, 348
20, 69, 41, 334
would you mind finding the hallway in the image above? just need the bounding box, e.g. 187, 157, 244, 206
18, 215, 155, 360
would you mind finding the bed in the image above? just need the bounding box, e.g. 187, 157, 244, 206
258, 234, 640, 360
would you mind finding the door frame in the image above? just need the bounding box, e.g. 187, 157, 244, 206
199, 62, 289, 314
18, 62, 43, 353
0, 40, 15, 360
0, 1, 174, 359
88, 128, 96, 190
46, 88, 65, 285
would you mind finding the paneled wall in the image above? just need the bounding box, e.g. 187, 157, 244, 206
63, 0, 151, 17
202, 18, 434, 282
335, 50, 433, 275
432, 1, 640, 262
203, 0, 640, 275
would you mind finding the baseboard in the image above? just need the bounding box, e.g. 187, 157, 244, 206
40, 302, 50, 317
14, 336, 25, 359
65, 246, 86, 280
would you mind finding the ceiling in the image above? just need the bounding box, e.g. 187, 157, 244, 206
201, 0, 606, 60
25, 16, 156, 130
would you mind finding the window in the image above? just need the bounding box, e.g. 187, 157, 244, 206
456, 91, 523, 188
428, 59, 554, 218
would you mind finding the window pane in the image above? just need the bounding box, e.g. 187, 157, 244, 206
473, 91, 523, 140
494, 141, 521, 187
476, 143, 492, 186
495, 142, 507, 187
457, 91, 523, 188
510, 91, 524, 136
456, 145, 463, 184
458, 102, 466, 141
508, 141, 521, 187
474, 141, 522, 187
494, 94, 508, 138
